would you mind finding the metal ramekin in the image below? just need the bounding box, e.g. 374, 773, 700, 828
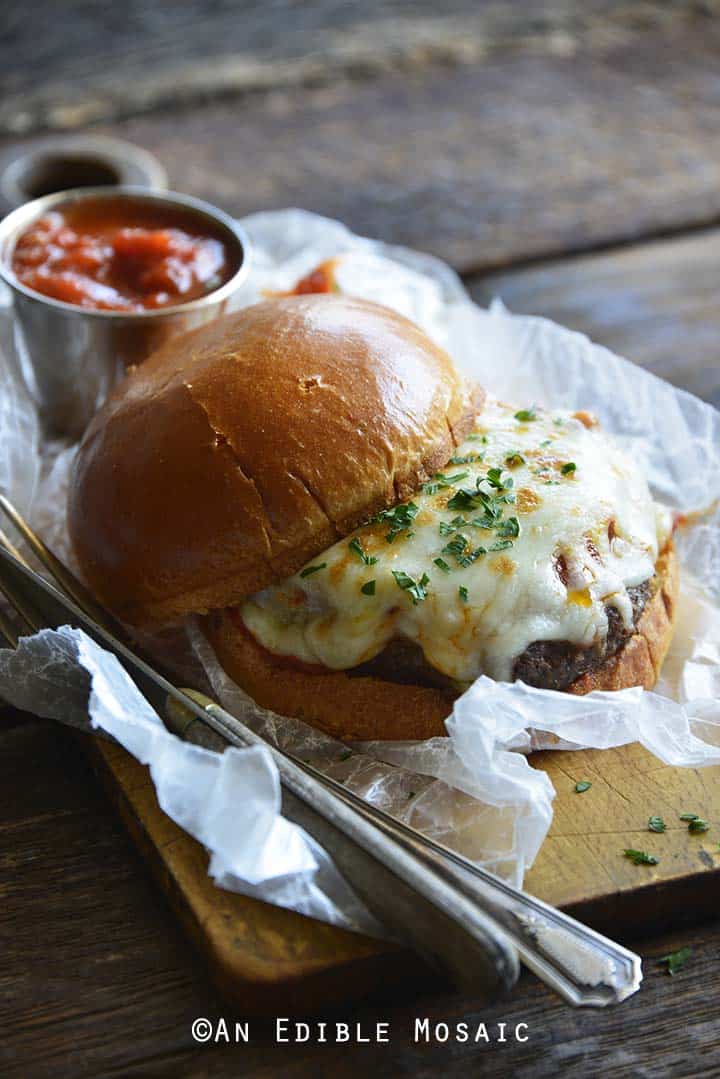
0, 186, 251, 437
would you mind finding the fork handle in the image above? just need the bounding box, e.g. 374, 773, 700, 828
196, 695, 642, 1007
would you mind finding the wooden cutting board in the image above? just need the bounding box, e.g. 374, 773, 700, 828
86, 736, 720, 1013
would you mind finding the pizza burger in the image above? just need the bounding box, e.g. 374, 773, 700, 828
68, 294, 677, 740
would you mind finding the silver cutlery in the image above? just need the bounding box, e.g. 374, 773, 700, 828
0, 495, 643, 1005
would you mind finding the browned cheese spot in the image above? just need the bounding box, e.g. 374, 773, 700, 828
491, 554, 517, 577
516, 487, 542, 514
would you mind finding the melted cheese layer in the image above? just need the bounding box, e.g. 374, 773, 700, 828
240, 399, 672, 683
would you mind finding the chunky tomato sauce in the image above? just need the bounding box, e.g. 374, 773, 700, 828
11, 197, 237, 312
289, 258, 338, 295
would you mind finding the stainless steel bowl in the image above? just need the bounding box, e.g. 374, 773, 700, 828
0, 186, 250, 437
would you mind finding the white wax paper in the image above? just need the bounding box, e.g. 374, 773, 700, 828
1, 209, 719, 934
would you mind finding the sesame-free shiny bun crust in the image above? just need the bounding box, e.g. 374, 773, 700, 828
69, 295, 483, 624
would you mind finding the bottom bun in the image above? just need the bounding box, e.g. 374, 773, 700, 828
203, 543, 678, 742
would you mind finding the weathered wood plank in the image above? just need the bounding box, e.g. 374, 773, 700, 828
469, 228, 720, 407
0, 716, 220, 1079
87, 737, 424, 1016
6, 14, 720, 271
3, 707, 720, 1079
528, 745, 720, 935
0, 2, 710, 134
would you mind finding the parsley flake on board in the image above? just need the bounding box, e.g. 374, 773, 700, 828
648, 816, 666, 833
574, 781, 592, 793
623, 849, 659, 866
679, 812, 700, 821
688, 818, 710, 834
514, 407, 537, 422
348, 537, 378, 566
392, 570, 430, 605
299, 563, 326, 578
458, 585, 469, 602
660, 947, 692, 976
561, 461, 577, 476
371, 502, 418, 543
360, 580, 376, 596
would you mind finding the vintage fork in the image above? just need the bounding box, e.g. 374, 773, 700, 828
0, 494, 643, 1005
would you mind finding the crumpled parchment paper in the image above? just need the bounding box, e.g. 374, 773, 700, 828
1, 208, 719, 934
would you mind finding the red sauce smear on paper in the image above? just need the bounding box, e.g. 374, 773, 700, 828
11, 197, 236, 312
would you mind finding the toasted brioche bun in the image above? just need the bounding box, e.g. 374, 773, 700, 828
69, 295, 483, 624
202, 544, 678, 741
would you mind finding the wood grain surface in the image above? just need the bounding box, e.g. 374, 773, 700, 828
3, 2, 720, 1075
2, 713, 720, 1079
471, 229, 720, 409
84, 727, 720, 1013
2, 9, 718, 274
87, 737, 424, 1016
528, 746, 720, 934
1, 1, 711, 135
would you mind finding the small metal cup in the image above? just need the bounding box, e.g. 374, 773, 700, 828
0, 186, 250, 438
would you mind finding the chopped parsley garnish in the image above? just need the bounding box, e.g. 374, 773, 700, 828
505, 451, 525, 468
442, 534, 469, 558
433, 557, 451, 573
458, 585, 469, 602
372, 501, 418, 542
446, 488, 479, 512
575, 781, 592, 793
360, 579, 376, 596
439, 515, 468, 536
660, 946, 692, 976
648, 816, 666, 833
299, 563, 326, 578
442, 533, 487, 568
514, 407, 537, 422
348, 537, 378, 566
471, 504, 504, 530
623, 849, 659, 866
561, 461, 577, 476
442, 470, 519, 554
485, 467, 513, 491
466, 433, 486, 442
392, 570, 430, 605
447, 472, 513, 512
679, 812, 700, 821
688, 818, 710, 834
496, 516, 520, 539
458, 545, 487, 567
422, 471, 469, 495
450, 453, 480, 465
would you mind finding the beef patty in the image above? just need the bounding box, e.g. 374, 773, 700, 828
350, 578, 652, 693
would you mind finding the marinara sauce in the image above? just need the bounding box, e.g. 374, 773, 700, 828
11, 197, 236, 312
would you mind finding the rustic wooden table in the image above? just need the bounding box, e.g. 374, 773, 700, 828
2, 4, 720, 1076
